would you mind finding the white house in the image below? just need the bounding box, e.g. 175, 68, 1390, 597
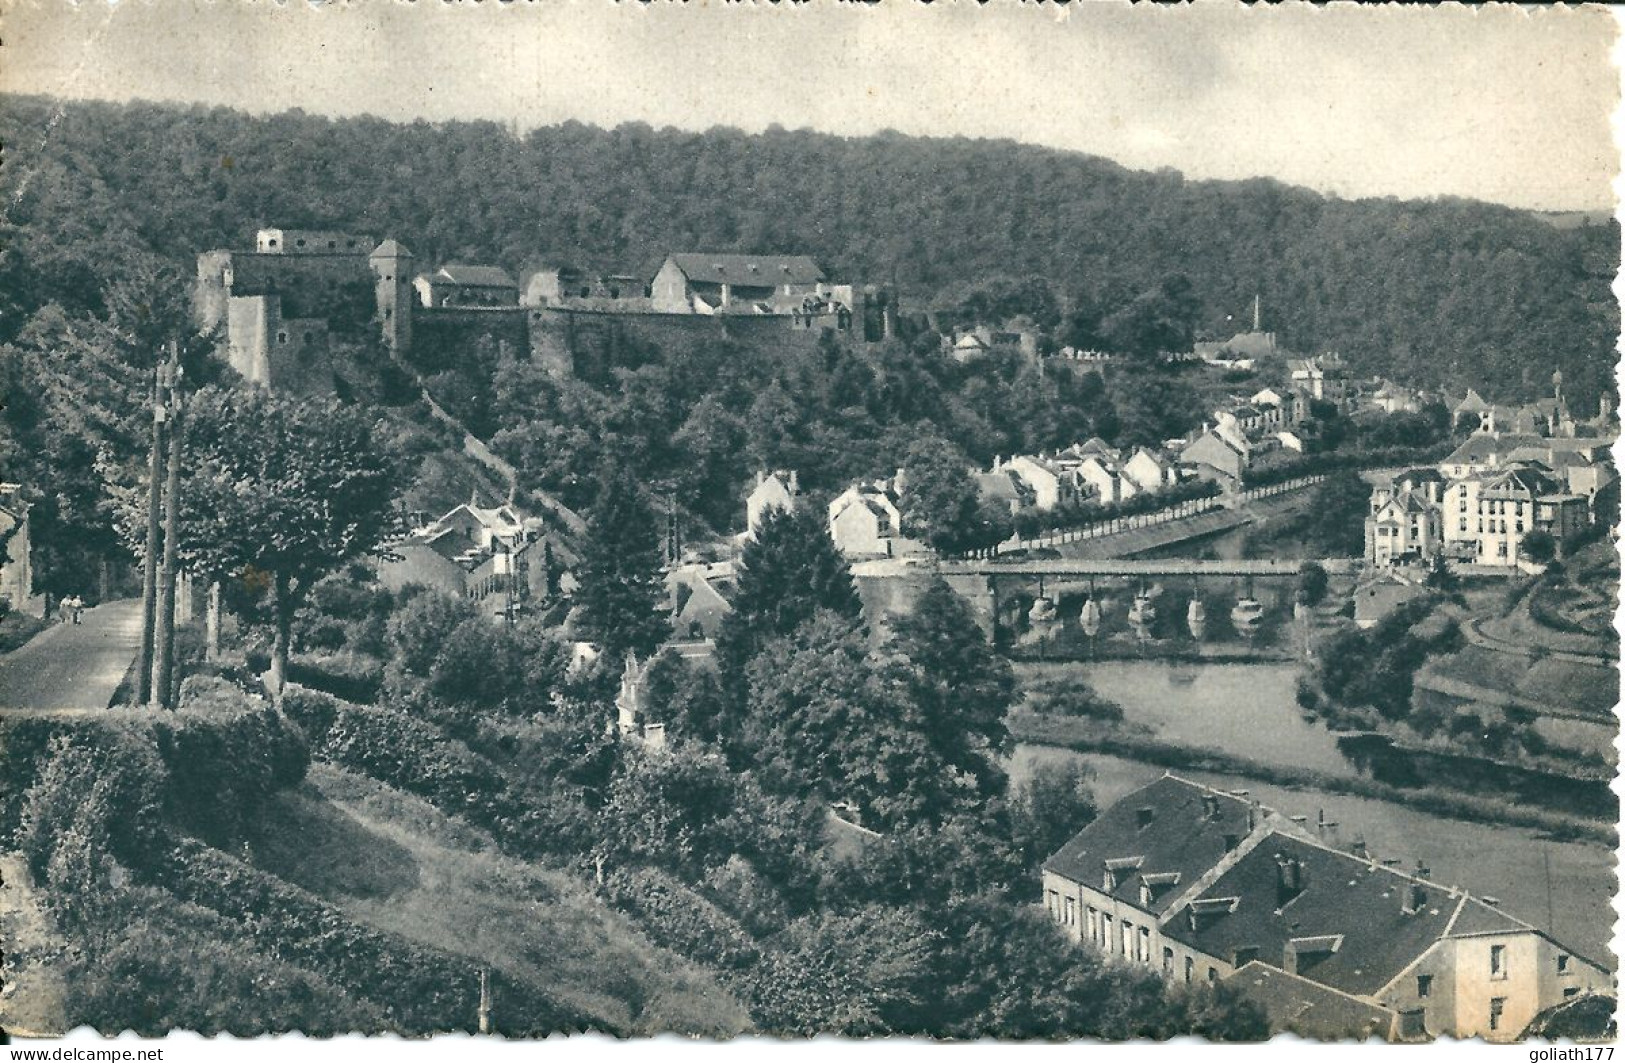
744, 470, 799, 537
1003, 455, 1073, 511
1076, 455, 1125, 504
1121, 448, 1179, 495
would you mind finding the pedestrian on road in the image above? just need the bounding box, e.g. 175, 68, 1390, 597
67, 595, 84, 625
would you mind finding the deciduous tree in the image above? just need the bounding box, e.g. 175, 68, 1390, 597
177, 388, 400, 698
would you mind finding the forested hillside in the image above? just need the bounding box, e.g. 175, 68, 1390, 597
0, 94, 1616, 406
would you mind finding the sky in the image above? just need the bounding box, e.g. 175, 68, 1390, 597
0, 0, 1618, 212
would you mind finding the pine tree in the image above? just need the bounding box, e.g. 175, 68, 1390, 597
573, 471, 669, 661
715, 505, 861, 702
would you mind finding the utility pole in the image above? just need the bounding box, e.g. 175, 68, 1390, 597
152, 344, 183, 710
137, 361, 166, 706
477, 967, 493, 1035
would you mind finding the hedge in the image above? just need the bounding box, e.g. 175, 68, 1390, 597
152, 836, 600, 1035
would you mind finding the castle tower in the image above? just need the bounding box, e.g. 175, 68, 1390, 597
369, 240, 414, 354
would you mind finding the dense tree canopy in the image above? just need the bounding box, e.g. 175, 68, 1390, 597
2, 93, 1611, 410
177, 388, 402, 695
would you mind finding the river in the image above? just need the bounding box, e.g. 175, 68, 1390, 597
1018, 660, 1351, 776
1009, 660, 1617, 968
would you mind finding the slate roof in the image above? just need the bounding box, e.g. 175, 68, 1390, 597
1481, 466, 1562, 498
1043, 775, 1264, 918
1440, 434, 1546, 468
666, 253, 824, 288
435, 264, 516, 288
1225, 962, 1399, 1041
1163, 832, 1470, 998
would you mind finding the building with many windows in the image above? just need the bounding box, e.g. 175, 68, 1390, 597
1043, 775, 1612, 1041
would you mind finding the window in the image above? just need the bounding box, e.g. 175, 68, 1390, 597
1416, 974, 1432, 998
1163, 947, 1174, 974
1086, 907, 1098, 943
1490, 944, 1507, 980
1564, 988, 1580, 1000
1064, 897, 1076, 927
1184, 957, 1194, 984
1046, 889, 1059, 919
1489, 997, 1505, 1032
1557, 954, 1571, 975
1207, 967, 1218, 984
1139, 926, 1151, 963
1102, 915, 1113, 952
1400, 1009, 1427, 1039
276, 331, 288, 344
1121, 921, 1133, 958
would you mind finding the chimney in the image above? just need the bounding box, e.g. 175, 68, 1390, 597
1404, 881, 1428, 914
789, 470, 799, 495
1482, 896, 1501, 907
757, 471, 766, 488
1413, 859, 1431, 880
1275, 855, 1305, 904
1349, 835, 1368, 860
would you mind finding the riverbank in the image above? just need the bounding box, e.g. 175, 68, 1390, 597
1009, 711, 1614, 845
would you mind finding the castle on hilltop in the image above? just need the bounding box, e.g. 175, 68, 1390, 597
195, 229, 897, 394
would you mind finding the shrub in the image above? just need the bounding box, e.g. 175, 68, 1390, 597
152, 837, 595, 1035
64, 886, 390, 1035
16, 732, 167, 931
289, 649, 385, 703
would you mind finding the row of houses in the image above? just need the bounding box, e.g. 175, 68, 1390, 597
1365, 434, 1613, 568
1449, 373, 1612, 441
975, 438, 1181, 517
1042, 775, 1612, 1041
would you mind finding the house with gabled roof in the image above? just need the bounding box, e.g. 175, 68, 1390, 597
744, 470, 799, 538
1044, 775, 1614, 1042
651, 253, 825, 315
414, 264, 519, 308
379, 495, 575, 612
1180, 429, 1248, 485
1120, 448, 1180, 496
1365, 469, 1446, 565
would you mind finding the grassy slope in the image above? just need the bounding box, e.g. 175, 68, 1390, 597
248, 763, 750, 1038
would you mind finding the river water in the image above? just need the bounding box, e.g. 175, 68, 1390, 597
1009, 660, 1617, 967
1018, 661, 1352, 776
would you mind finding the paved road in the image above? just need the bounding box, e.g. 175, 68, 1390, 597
0, 600, 142, 712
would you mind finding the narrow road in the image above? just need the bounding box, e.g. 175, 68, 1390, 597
0, 600, 142, 712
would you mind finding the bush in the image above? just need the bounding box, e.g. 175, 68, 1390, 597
152, 837, 595, 1035
15, 731, 168, 933
64, 886, 389, 1035
289, 649, 385, 703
